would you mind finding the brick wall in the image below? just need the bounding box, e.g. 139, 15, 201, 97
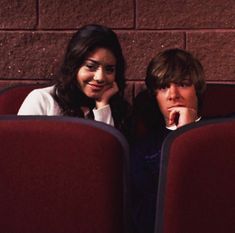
0, 0, 234, 103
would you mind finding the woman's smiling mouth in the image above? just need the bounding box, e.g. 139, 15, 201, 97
87, 82, 105, 91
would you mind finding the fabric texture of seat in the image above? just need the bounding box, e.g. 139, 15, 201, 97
0, 116, 129, 233
201, 83, 235, 117
0, 84, 46, 114
155, 117, 235, 233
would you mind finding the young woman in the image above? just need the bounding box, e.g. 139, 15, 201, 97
18, 24, 129, 131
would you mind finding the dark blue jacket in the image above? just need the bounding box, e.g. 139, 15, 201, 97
130, 127, 170, 233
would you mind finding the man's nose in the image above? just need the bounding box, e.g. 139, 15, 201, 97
167, 84, 180, 100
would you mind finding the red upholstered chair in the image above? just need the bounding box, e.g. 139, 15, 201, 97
155, 117, 235, 233
0, 84, 46, 114
0, 116, 129, 233
131, 83, 235, 140
201, 83, 235, 117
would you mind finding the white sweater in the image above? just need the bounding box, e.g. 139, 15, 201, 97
17, 85, 114, 126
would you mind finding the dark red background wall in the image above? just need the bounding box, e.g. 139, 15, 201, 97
0, 0, 234, 103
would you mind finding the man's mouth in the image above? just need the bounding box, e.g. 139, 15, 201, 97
168, 104, 185, 110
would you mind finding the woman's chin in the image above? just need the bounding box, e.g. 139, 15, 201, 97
84, 92, 101, 100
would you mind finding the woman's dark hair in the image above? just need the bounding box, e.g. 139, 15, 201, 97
145, 48, 206, 110
53, 24, 128, 129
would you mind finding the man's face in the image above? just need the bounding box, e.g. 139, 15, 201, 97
155, 81, 198, 126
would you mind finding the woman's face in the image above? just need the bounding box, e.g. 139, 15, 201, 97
76, 48, 116, 99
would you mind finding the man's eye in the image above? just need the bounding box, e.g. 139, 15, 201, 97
179, 81, 192, 87
179, 83, 187, 87
158, 84, 169, 90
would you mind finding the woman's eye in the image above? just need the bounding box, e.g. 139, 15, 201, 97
105, 66, 115, 74
85, 63, 97, 71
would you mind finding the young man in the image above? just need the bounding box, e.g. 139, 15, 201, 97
130, 48, 206, 233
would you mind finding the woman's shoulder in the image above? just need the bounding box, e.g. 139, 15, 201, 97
25, 85, 57, 103
18, 85, 61, 115
30, 85, 55, 96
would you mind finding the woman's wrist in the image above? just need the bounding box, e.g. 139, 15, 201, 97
95, 100, 109, 109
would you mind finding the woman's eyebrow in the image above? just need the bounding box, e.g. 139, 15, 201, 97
86, 58, 116, 66
86, 59, 99, 65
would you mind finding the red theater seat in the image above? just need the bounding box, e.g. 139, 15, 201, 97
0, 84, 46, 114
155, 117, 235, 233
131, 83, 235, 139
201, 83, 235, 117
0, 116, 129, 233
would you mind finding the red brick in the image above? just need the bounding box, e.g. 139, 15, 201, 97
137, 0, 235, 29
118, 31, 184, 81
187, 32, 235, 82
0, 32, 72, 80
0, 0, 36, 29
39, 0, 134, 29
134, 81, 146, 98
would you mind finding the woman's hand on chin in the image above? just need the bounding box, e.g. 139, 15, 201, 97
95, 82, 118, 109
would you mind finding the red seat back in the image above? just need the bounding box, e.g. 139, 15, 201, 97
201, 83, 235, 117
155, 117, 235, 233
0, 116, 129, 233
0, 84, 45, 114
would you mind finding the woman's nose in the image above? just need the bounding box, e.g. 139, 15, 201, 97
93, 68, 105, 82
